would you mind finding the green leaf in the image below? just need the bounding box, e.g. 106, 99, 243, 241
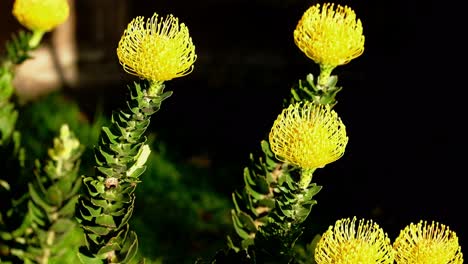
28, 184, 55, 213
96, 241, 121, 256
77, 251, 104, 264
231, 211, 251, 240
50, 218, 76, 233
82, 225, 110, 236
244, 173, 268, 200
118, 230, 139, 263
95, 146, 117, 166
238, 211, 258, 233
95, 166, 114, 177
79, 199, 102, 218
126, 166, 146, 179
101, 127, 118, 144
256, 198, 275, 211
303, 184, 322, 200
83, 177, 105, 196
116, 202, 134, 230
58, 196, 79, 217
95, 214, 116, 228
46, 184, 64, 206
232, 192, 242, 213
90, 197, 109, 209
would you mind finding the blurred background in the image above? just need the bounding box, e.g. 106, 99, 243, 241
1, 0, 465, 262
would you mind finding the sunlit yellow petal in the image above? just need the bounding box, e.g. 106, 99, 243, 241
394, 220, 464, 264
294, 3, 364, 68
315, 217, 394, 264
269, 102, 347, 169
12, 0, 69, 32
116, 13, 197, 82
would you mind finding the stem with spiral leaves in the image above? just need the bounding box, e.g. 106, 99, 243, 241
76, 81, 171, 263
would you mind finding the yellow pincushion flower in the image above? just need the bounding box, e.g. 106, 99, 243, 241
294, 3, 364, 83
393, 220, 464, 263
315, 217, 394, 264
269, 102, 347, 170
12, 0, 69, 32
117, 13, 197, 83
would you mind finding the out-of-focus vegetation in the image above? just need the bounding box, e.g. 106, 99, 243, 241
13, 92, 233, 263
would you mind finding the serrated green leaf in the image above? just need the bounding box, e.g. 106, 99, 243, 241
95, 214, 116, 228
96, 166, 116, 177
95, 146, 117, 166
82, 225, 110, 236
101, 127, 118, 144
90, 197, 109, 209
83, 177, 105, 196
80, 199, 102, 218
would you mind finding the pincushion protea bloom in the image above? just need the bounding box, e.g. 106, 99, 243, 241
12, 0, 69, 32
117, 13, 197, 83
393, 220, 464, 263
294, 3, 364, 84
315, 217, 394, 264
269, 102, 347, 170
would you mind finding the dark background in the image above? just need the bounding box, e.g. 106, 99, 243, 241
2, 0, 466, 251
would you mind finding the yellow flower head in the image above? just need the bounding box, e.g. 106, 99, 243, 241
117, 13, 197, 82
315, 217, 394, 264
393, 220, 464, 264
269, 102, 347, 169
12, 0, 69, 32
294, 3, 364, 68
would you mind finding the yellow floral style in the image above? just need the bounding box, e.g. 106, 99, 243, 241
269, 102, 347, 170
315, 217, 394, 264
12, 0, 69, 32
117, 13, 197, 84
393, 220, 464, 264
294, 3, 364, 85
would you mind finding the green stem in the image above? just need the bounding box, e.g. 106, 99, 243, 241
28, 30, 45, 49
299, 168, 316, 189
77, 81, 172, 262
317, 65, 335, 88
148, 81, 164, 96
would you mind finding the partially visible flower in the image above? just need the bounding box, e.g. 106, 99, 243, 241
13, 0, 70, 32
48, 124, 80, 162
315, 217, 394, 264
294, 3, 364, 83
269, 102, 347, 170
117, 13, 197, 83
393, 220, 464, 263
